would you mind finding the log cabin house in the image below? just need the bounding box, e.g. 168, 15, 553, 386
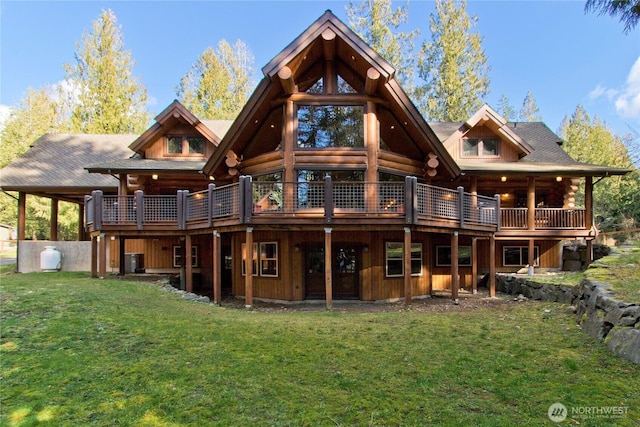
1, 11, 629, 307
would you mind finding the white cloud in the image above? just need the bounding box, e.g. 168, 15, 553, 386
614, 56, 640, 119
589, 84, 617, 100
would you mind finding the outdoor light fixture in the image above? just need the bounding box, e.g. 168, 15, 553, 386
501, 176, 507, 182
152, 174, 158, 180
556, 176, 563, 182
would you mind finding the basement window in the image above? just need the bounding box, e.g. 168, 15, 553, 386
435, 246, 472, 267
385, 242, 422, 277
503, 246, 540, 267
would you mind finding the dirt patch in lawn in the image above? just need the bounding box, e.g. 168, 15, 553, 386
219, 289, 514, 313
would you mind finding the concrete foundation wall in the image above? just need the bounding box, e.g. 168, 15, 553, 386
17, 241, 96, 273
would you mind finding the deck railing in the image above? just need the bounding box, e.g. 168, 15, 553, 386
86, 176, 503, 231
500, 207, 586, 229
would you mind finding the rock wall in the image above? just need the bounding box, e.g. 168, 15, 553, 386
496, 274, 640, 365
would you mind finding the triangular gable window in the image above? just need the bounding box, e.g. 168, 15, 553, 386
307, 78, 324, 94
337, 74, 357, 94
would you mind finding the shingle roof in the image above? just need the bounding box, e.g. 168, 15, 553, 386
85, 158, 206, 174
201, 120, 234, 140
428, 121, 629, 176
0, 133, 135, 199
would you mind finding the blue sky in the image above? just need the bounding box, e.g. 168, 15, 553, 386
1, 0, 638, 137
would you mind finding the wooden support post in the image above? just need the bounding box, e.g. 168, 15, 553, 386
213, 230, 221, 304
404, 227, 412, 306
50, 198, 58, 241
585, 176, 593, 230
17, 192, 26, 241
451, 231, 459, 304
528, 239, 535, 276
245, 227, 254, 308
119, 237, 125, 276
325, 228, 333, 310
91, 235, 98, 278
586, 239, 593, 266
489, 235, 496, 297
185, 234, 193, 293
472, 237, 478, 294
527, 177, 536, 231
99, 234, 107, 279
78, 201, 85, 241
365, 100, 379, 213
179, 238, 186, 290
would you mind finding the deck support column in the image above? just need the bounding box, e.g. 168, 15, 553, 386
324, 228, 333, 310
489, 235, 496, 297
213, 230, 221, 304
78, 202, 85, 241
185, 234, 193, 293
245, 227, 254, 308
527, 177, 536, 231
119, 236, 125, 275
50, 197, 58, 241
451, 231, 459, 304
17, 192, 26, 273
91, 235, 98, 278
471, 237, 478, 294
99, 233, 107, 279
404, 227, 412, 305
528, 238, 535, 276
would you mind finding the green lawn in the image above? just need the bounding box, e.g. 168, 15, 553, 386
1, 272, 639, 426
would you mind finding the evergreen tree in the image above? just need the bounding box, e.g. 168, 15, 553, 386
559, 105, 639, 232
65, 9, 150, 134
497, 94, 516, 121
176, 40, 254, 120
0, 87, 66, 168
417, 0, 490, 121
585, 0, 640, 34
346, 0, 418, 92
519, 91, 542, 122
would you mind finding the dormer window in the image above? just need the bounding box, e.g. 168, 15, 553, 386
462, 138, 498, 157
167, 136, 205, 156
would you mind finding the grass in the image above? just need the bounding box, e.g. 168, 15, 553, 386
1, 272, 639, 426
587, 242, 640, 303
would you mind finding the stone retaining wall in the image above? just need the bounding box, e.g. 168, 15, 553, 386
496, 274, 640, 365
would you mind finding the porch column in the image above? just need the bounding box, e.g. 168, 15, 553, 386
528, 239, 535, 276
91, 235, 98, 278
17, 192, 26, 273
77, 202, 85, 241
451, 231, 459, 304
527, 177, 536, 231
99, 233, 107, 279
365, 100, 379, 212
119, 237, 126, 275
50, 198, 58, 241
489, 235, 496, 297
17, 192, 26, 241
404, 227, 412, 305
185, 234, 193, 293
585, 176, 593, 230
324, 227, 333, 310
213, 230, 221, 304
471, 237, 478, 294
245, 227, 254, 308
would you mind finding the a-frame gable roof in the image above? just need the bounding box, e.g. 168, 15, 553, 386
129, 100, 221, 154
203, 10, 459, 179
442, 104, 533, 156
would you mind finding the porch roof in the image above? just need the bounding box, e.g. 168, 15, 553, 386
0, 133, 135, 203
85, 158, 206, 175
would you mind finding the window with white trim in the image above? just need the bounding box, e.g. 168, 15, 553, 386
242, 242, 279, 277
173, 245, 199, 268
385, 242, 422, 277
462, 138, 498, 157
